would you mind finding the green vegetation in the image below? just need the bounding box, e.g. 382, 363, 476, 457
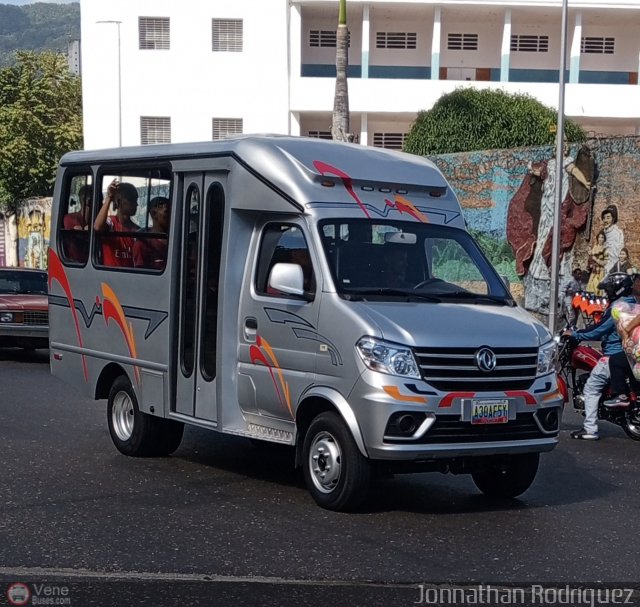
0, 50, 83, 214
470, 230, 520, 282
404, 88, 586, 155
0, 2, 80, 67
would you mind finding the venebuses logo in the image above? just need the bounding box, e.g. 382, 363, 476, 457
7, 582, 31, 606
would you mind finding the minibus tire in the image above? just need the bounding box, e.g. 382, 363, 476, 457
107, 375, 182, 457
471, 453, 539, 498
302, 412, 371, 511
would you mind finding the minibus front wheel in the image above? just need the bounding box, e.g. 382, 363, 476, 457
107, 375, 184, 457
302, 411, 371, 511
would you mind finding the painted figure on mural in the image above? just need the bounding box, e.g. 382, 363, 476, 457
585, 230, 608, 295
608, 247, 633, 275
600, 204, 624, 274
506, 144, 596, 312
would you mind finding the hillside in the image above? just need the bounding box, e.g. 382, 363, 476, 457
0, 2, 80, 66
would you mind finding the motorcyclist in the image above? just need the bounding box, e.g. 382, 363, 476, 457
563, 272, 634, 440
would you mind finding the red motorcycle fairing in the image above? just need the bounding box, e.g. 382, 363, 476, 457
571, 344, 602, 372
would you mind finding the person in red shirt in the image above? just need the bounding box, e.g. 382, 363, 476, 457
62, 184, 92, 262
94, 179, 140, 267
133, 196, 171, 270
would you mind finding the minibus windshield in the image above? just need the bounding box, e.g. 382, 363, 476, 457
318, 219, 513, 304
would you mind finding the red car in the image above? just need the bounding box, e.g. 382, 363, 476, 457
0, 268, 49, 350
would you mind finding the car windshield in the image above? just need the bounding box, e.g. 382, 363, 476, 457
0, 270, 48, 295
318, 219, 513, 305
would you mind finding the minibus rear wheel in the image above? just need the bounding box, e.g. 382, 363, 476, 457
107, 375, 184, 457
302, 411, 371, 511
471, 452, 539, 498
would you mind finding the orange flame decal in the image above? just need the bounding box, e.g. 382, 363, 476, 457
101, 283, 140, 384
249, 335, 293, 418
385, 195, 428, 223
47, 248, 88, 381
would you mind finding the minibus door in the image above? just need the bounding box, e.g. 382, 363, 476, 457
175, 173, 225, 423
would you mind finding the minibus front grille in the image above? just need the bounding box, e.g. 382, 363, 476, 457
384, 413, 549, 444
413, 346, 538, 391
24, 311, 48, 326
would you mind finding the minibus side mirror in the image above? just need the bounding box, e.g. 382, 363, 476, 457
269, 263, 308, 299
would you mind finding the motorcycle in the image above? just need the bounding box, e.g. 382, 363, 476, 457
556, 327, 640, 441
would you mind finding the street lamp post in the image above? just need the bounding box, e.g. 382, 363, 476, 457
548, 0, 569, 334
96, 20, 122, 147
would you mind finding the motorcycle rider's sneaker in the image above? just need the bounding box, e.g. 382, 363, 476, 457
570, 429, 599, 440
603, 395, 630, 408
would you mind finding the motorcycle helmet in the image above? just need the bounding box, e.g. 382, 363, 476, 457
597, 272, 632, 301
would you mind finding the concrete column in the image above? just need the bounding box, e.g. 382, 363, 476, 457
289, 3, 302, 79
431, 6, 441, 80
361, 4, 370, 79
360, 112, 368, 146
569, 11, 582, 84
290, 111, 301, 137
500, 10, 511, 82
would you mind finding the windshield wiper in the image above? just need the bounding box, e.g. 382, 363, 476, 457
439, 291, 514, 306
346, 288, 441, 302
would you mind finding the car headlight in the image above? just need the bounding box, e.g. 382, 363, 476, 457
356, 337, 420, 379
537, 340, 557, 376
0, 312, 14, 323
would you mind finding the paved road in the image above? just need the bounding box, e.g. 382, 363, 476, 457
1, 350, 639, 606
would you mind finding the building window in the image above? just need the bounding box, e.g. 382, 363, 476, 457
212, 118, 243, 140
310, 30, 336, 47
376, 32, 417, 50
372, 132, 408, 151
212, 19, 243, 52
140, 116, 171, 145
511, 34, 549, 52
309, 30, 350, 48
139, 17, 170, 50
308, 130, 332, 140
581, 37, 615, 54
447, 33, 478, 51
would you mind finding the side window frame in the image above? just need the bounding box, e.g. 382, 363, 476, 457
254, 222, 316, 300
57, 169, 94, 267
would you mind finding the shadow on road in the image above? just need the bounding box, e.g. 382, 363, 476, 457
0, 347, 49, 363
172, 422, 616, 515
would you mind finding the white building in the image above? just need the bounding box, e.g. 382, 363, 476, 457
81, 0, 640, 151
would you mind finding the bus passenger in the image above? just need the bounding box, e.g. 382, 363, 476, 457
94, 179, 140, 267
64, 184, 92, 231
133, 196, 171, 270
62, 184, 92, 263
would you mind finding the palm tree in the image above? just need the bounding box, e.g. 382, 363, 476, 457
331, 0, 351, 142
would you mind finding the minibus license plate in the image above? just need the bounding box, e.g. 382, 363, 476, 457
471, 399, 508, 425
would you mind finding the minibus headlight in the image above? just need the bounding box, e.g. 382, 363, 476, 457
0, 312, 14, 323
537, 340, 557, 376
356, 337, 420, 379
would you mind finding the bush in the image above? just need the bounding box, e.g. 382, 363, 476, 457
404, 88, 586, 155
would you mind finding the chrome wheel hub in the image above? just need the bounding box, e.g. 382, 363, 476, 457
308, 431, 342, 494
112, 391, 134, 441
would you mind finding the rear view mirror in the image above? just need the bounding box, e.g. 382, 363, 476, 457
384, 231, 417, 244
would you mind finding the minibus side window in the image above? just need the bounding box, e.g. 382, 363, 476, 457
93, 168, 171, 271
58, 173, 93, 265
255, 223, 315, 298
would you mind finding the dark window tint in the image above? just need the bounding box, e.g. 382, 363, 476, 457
59, 173, 93, 265
255, 224, 315, 298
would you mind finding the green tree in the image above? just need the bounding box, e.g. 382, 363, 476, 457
404, 88, 586, 155
331, 0, 351, 142
0, 50, 82, 215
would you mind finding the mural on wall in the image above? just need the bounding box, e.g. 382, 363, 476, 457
429, 136, 640, 316
17, 198, 51, 269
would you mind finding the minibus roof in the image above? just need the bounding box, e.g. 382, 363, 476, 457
60, 135, 460, 222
